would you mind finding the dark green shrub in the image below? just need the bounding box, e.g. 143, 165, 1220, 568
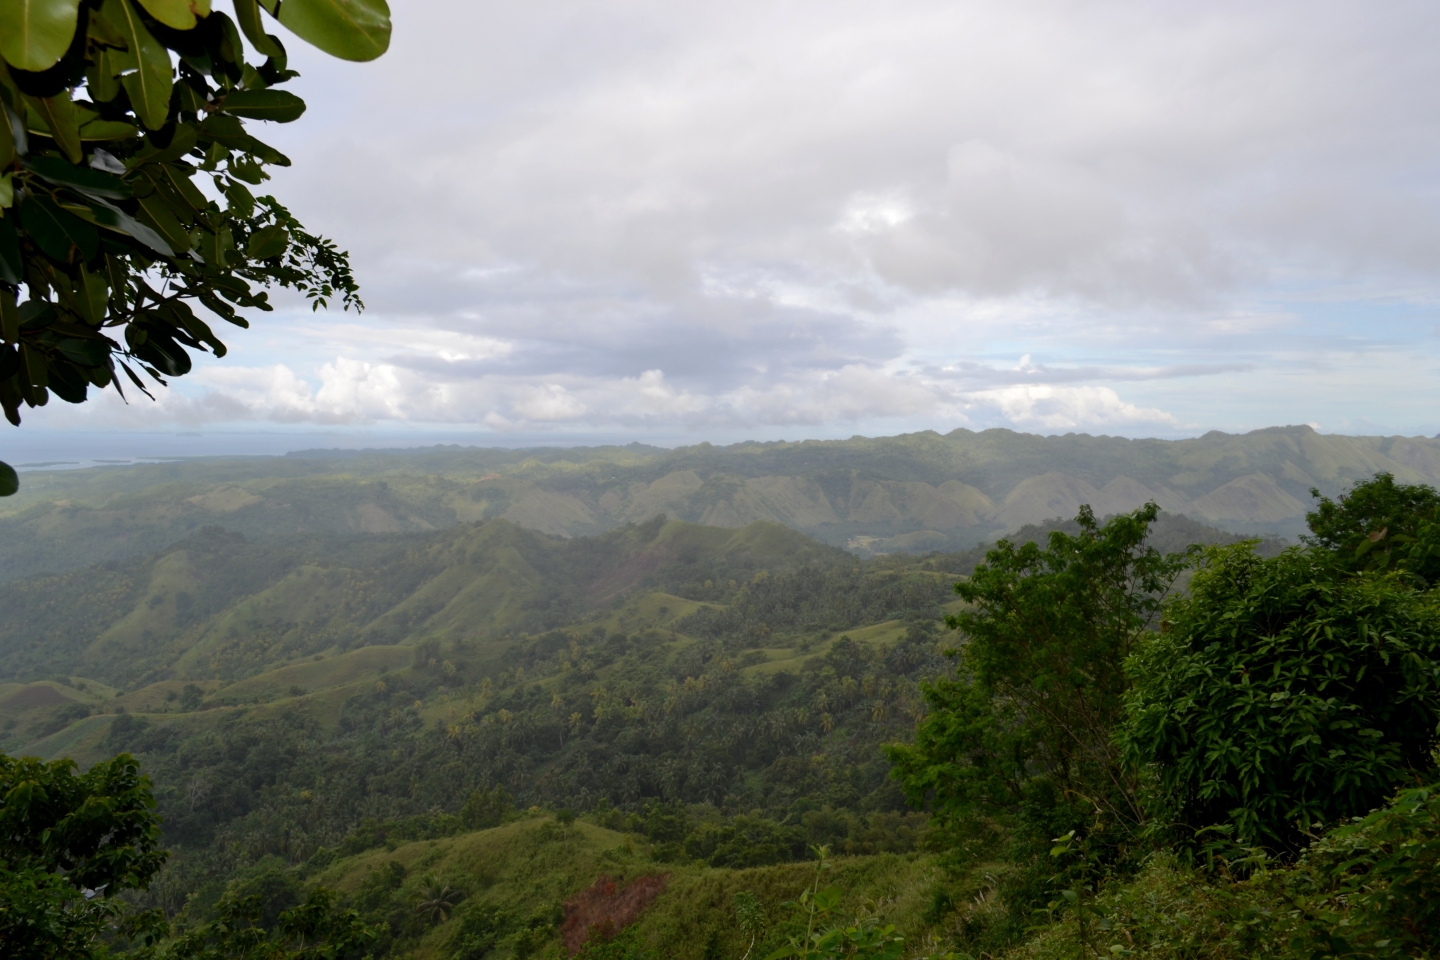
1306, 473, 1440, 586
1122, 543, 1440, 852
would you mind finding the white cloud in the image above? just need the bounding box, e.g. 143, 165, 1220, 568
510, 384, 587, 421
972, 384, 1179, 431
19, 0, 1440, 444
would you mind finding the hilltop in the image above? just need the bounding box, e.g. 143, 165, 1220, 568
3, 424, 1436, 581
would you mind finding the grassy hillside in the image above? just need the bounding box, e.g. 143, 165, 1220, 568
288, 815, 985, 960
5, 424, 1434, 581
0, 516, 845, 689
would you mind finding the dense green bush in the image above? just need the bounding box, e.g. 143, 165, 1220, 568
1012, 780, 1440, 960
1306, 473, 1440, 586
1122, 543, 1440, 852
0, 751, 166, 959
890, 504, 1185, 829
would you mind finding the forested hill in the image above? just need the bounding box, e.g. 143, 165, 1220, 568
0, 511, 980, 933
5, 425, 1438, 581
0, 517, 846, 689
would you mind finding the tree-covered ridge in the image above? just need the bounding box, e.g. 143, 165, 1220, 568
0, 520, 976, 956
3, 423, 1422, 582
0, 515, 847, 686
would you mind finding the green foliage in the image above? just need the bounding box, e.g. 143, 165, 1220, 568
735, 890, 767, 960
764, 848, 907, 960
1011, 781, 1440, 960
1306, 472, 1440, 586
0, 518, 843, 686
0, 0, 389, 491
161, 886, 376, 960
3, 424, 1401, 576
677, 565, 947, 641
460, 786, 513, 831
889, 505, 1187, 841
1273, 780, 1440, 958
413, 873, 463, 925
1121, 542, 1440, 852
0, 750, 166, 959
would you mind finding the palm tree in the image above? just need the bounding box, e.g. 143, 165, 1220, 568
414, 874, 462, 925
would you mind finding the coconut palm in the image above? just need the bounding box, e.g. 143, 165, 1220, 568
414, 875, 462, 924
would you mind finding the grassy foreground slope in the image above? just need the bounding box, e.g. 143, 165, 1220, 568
4, 424, 1434, 580
298, 815, 984, 960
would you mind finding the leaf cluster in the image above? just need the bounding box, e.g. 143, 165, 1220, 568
0, 0, 389, 490
0, 751, 167, 959
1305, 472, 1440, 587
1120, 542, 1440, 853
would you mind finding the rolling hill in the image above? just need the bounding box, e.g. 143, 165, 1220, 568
4, 424, 1434, 583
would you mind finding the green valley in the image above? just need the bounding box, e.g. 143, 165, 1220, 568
1, 460, 1435, 960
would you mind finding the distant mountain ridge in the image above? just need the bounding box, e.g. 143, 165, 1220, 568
3, 424, 1438, 579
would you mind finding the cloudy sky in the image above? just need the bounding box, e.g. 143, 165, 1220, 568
21, 0, 1440, 455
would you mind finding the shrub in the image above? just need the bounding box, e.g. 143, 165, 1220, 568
1121, 543, 1440, 852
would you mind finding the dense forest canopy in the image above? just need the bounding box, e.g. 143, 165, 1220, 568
1, 473, 1437, 959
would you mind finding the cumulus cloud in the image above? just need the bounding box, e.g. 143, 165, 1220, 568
23, 0, 1440, 442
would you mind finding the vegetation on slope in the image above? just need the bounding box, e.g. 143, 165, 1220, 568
2, 474, 1437, 959
4, 424, 1435, 581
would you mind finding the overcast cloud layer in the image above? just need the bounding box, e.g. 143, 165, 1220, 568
23, 0, 1440, 445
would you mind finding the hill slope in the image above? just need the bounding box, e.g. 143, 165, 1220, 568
0, 517, 845, 689
5, 424, 1430, 580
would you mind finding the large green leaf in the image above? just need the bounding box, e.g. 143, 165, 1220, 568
233, 0, 283, 58
26, 156, 133, 200
55, 336, 112, 365
246, 222, 288, 259
78, 118, 140, 140
0, 0, 81, 72
45, 357, 89, 402
134, 328, 191, 375
0, 461, 17, 497
88, 199, 174, 256
127, 121, 197, 168
86, 44, 124, 102
0, 216, 21, 283
134, 0, 210, 30
276, 0, 390, 62
0, 106, 13, 169
18, 193, 98, 262
133, 192, 190, 253
104, 0, 173, 131
25, 94, 81, 163
221, 88, 306, 122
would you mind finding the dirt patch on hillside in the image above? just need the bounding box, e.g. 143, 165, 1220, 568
560, 874, 668, 955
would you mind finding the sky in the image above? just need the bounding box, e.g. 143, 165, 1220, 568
17, 0, 1440, 459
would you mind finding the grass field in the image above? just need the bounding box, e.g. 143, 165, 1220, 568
310, 814, 999, 960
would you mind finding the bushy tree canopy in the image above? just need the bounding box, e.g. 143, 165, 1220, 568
1305, 472, 1440, 587
0, 0, 391, 495
0, 752, 166, 959
887, 504, 1187, 839
1123, 475, 1440, 853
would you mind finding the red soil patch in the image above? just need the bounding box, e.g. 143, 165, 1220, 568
560, 874, 668, 955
